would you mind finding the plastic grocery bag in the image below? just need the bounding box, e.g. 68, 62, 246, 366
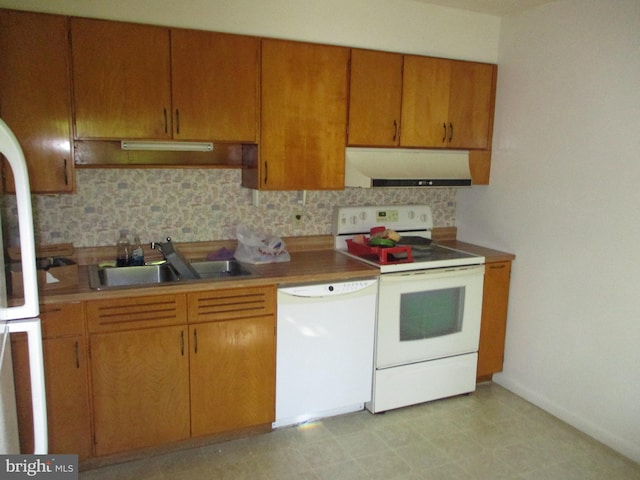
234, 224, 291, 264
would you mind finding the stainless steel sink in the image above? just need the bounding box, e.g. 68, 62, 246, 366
189, 259, 253, 279
88, 264, 180, 290
88, 260, 253, 290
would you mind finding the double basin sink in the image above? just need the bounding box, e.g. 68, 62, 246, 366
88, 259, 253, 290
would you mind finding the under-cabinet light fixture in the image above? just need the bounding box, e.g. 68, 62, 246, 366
121, 140, 214, 152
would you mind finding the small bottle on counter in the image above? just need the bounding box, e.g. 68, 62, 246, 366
131, 235, 145, 266
116, 230, 131, 267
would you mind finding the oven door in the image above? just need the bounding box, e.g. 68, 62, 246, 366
376, 265, 484, 368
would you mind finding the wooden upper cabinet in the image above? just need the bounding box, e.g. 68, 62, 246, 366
255, 39, 349, 190
401, 55, 496, 149
71, 18, 172, 140
447, 60, 496, 149
401, 56, 450, 147
171, 30, 259, 142
71, 19, 259, 142
348, 49, 403, 147
0, 10, 74, 193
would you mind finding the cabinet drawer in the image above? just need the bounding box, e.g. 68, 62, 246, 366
40, 302, 84, 338
188, 285, 276, 324
87, 294, 187, 333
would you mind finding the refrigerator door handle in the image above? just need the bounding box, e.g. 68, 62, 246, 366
6, 319, 47, 454
0, 118, 47, 454
0, 118, 39, 321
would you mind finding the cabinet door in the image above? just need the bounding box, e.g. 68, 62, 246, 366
348, 49, 403, 147
44, 336, 92, 459
259, 39, 349, 190
477, 261, 512, 380
447, 61, 496, 149
10, 302, 91, 459
401, 56, 495, 150
71, 18, 171, 139
0, 10, 74, 193
90, 326, 190, 456
171, 29, 259, 142
401, 55, 451, 147
189, 315, 276, 436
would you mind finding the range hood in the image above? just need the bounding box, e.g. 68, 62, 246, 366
345, 148, 472, 188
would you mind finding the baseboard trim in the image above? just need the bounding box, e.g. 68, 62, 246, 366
494, 373, 640, 464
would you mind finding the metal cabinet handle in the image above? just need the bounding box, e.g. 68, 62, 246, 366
489, 263, 507, 269
74, 340, 80, 369
448, 122, 454, 143
393, 120, 398, 141
193, 328, 198, 354
180, 330, 185, 356
264, 161, 268, 185
163, 108, 168, 134
175, 109, 180, 135
63, 159, 68, 186
442, 123, 447, 143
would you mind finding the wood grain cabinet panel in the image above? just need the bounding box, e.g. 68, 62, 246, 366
348, 49, 404, 147
71, 18, 172, 140
188, 285, 277, 436
0, 9, 74, 193
86, 294, 187, 332
401, 56, 495, 150
90, 326, 190, 456
171, 29, 259, 142
477, 261, 512, 380
71, 18, 259, 143
250, 39, 349, 190
187, 285, 276, 324
11, 302, 92, 459
189, 315, 276, 437
85, 286, 276, 456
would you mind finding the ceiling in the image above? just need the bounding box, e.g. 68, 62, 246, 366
411, 0, 556, 16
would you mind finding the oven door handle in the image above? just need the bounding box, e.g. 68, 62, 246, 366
380, 264, 484, 282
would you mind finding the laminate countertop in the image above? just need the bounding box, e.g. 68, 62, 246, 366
29, 234, 515, 305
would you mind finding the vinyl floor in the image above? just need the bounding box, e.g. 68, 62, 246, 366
79, 382, 640, 479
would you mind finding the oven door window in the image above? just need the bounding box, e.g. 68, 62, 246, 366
399, 287, 464, 341
376, 265, 484, 368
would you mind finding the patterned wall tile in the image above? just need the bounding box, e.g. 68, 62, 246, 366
1, 169, 457, 248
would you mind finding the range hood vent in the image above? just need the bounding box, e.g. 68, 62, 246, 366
345, 148, 472, 188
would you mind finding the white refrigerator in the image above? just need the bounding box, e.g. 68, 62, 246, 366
0, 118, 47, 454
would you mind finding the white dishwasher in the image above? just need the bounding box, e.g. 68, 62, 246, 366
274, 278, 378, 428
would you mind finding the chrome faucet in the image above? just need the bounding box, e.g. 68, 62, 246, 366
151, 237, 199, 280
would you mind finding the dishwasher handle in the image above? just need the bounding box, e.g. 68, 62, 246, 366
278, 278, 378, 299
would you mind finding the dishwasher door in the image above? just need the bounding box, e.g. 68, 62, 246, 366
275, 278, 378, 428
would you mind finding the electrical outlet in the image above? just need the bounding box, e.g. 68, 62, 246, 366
292, 211, 305, 227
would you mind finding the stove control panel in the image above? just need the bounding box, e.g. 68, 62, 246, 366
333, 205, 433, 235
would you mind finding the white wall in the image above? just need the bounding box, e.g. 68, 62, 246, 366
0, 0, 500, 62
457, 0, 640, 463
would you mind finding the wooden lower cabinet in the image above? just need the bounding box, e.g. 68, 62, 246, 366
90, 326, 190, 456
477, 260, 512, 381
11, 302, 92, 459
188, 286, 277, 437
87, 285, 276, 456
190, 315, 276, 437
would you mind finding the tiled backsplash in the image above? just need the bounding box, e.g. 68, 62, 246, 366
2, 169, 457, 248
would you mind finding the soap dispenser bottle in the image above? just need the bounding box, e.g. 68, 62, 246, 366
116, 230, 131, 267
131, 235, 145, 266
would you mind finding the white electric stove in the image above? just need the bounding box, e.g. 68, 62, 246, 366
333, 205, 486, 413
